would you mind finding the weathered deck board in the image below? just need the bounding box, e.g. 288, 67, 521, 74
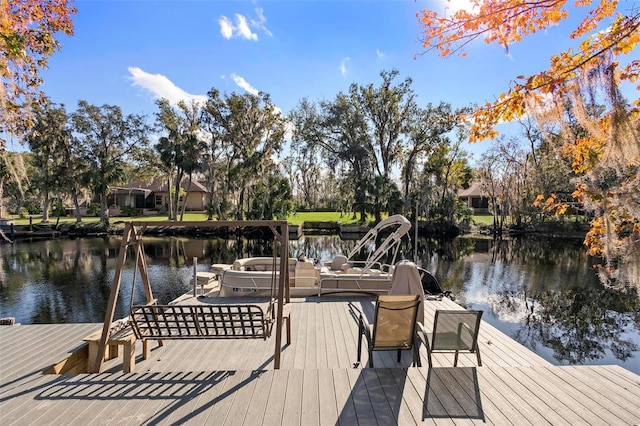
376, 368, 418, 425
1, 366, 639, 425
155, 371, 220, 426
361, 367, 396, 424
301, 368, 320, 425
402, 367, 455, 425
424, 366, 483, 425
302, 303, 317, 370
315, 302, 331, 370
291, 298, 308, 370
597, 364, 640, 398
241, 369, 273, 426
333, 298, 358, 368
281, 368, 303, 425
220, 369, 259, 425
183, 371, 235, 425
261, 369, 287, 425
333, 368, 358, 425
447, 366, 521, 426
519, 365, 614, 424
503, 365, 589, 424
317, 367, 338, 424
0, 323, 97, 382
1, 295, 640, 425
346, 366, 377, 424
389, 367, 432, 425
558, 365, 640, 423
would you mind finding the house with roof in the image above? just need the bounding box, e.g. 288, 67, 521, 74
458, 181, 491, 214
107, 177, 209, 216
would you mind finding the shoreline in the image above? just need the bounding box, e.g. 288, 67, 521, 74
0, 218, 589, 243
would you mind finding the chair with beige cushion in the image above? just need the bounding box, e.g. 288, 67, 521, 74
328, 255, 348, 271
356, 294, 422, 367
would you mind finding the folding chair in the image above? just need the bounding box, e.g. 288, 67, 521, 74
419, 309, 483, 367
357, 294, 422, 367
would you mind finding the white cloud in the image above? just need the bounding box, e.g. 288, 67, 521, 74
231, 73, 260, 96
128, 67, 207, 105
234, 14, 258, 41
218, 8, 272, 41
376, 49, 385, 59
251, 8, 272, 37
340, 57, 350, 77
219, 16, 233, 39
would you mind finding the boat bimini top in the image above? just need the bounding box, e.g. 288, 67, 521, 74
346, 214, 411, 274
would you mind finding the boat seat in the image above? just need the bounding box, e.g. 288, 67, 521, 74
294, 260, 319, 287
328, 255, 348, 271
232, 257, 297, 273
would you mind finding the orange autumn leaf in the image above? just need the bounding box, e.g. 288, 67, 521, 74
416, 1, 639, 142
1, 0, 77, 148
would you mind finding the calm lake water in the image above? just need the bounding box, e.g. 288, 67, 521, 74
0, 234, 638, 375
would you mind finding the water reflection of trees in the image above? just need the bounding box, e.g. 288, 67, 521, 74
446, 237, 640, 366
528, 287, 640, 364
0, 239, 112, 323
0, 238, 198, 323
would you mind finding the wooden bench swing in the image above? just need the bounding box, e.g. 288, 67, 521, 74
90, 220, 291, 373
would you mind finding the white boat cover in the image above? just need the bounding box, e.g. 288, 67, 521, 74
388, 260, 425, 324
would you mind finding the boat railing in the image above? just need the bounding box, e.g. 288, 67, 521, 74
345, 260, 383, 271
346, 215, 411, 273
379, 263, 394, 273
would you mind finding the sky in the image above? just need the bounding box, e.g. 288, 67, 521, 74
25, 0, 613, 161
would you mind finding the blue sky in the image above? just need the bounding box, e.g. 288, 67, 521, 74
32, 0, 604, 160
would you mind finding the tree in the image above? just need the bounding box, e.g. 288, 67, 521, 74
477, 137, 535, 231
25, 99, 71, 222
402, 102, 464, 217
201, 90, 286, 220
422, 133, 472, 225
476, 147, 505, 231
352, 69, 416, 221
291, 94, 373, 222
154, 98, 205, 221
417, 1, 639, 141
246, 168, 293, 220
71, 101, 151, 225
1, 0, 76, 148
288, 98, 324, 210
417, 1, 640, 286
61, 132, 90, 223
0, 150, 28, 217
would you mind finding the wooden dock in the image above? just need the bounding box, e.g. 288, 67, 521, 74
1, 296, 639, 425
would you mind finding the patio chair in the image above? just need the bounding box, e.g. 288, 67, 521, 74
357, 294, 422, 368
419, 310, 483, 367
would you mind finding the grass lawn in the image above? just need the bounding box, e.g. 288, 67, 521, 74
7, 213, 209, 226
6, 211, 371, 226
471, 214, 495, 225
287, 211, 370, 225
7, 211, 495, 226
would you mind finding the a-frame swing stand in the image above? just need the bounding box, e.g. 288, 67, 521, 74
90, 220, 290, 373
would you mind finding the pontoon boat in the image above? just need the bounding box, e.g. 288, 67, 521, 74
218, 215, 412, 296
